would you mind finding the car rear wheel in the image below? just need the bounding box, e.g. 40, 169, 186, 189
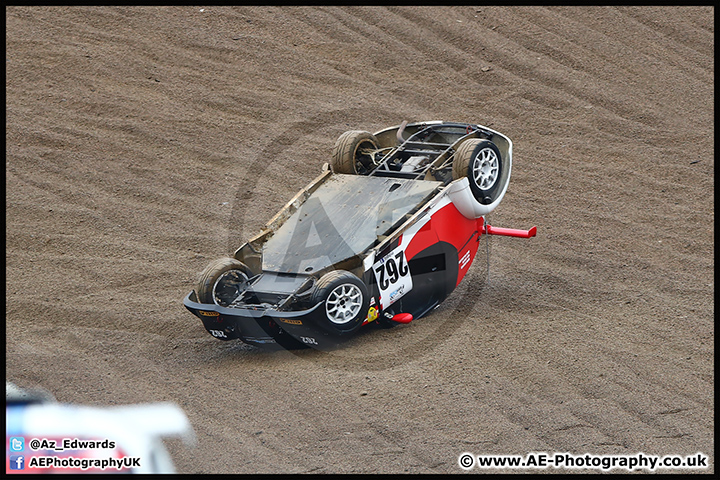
196, 258, 253, 307
331, 130, 379, 175
311, 270, 369, 335
453, 139, 503, 205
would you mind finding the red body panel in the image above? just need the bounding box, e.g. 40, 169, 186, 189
405, 202, 482, 287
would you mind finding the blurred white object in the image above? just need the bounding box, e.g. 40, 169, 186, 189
6, 382, 194, 474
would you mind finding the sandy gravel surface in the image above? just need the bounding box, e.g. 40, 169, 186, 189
6, 6, 714, 474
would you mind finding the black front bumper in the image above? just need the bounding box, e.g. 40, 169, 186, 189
183, 291, 345, 350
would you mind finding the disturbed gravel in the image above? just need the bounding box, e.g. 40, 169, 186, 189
6, 6, 714, 474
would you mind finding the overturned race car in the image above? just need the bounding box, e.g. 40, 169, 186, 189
184, 121, 536, 350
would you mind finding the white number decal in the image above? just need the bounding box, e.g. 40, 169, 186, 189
372, 246, 413, 309
209, 329, 227, 338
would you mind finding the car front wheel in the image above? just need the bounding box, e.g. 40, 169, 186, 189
310, 270, 369, 336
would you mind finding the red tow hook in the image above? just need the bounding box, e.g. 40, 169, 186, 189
392, 313, 413, 324
478, 218, 537, 238
486, 224, 537, 238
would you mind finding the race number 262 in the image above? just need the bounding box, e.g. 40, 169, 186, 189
372, 247, 412, 309
374, 251, 409, 290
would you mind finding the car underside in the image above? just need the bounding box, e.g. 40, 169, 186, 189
184, 121, 535, 350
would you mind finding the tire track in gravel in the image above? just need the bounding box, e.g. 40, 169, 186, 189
225, 8, 716, 469
382, 6, 712, 142
376, 6, 657, 139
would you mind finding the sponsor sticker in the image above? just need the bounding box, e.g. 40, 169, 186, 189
279, 317, 303, 325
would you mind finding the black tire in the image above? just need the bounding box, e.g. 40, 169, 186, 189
196, 258, 253, 306
310, 270, 370, 336
452, 139, 504, 205
331, 130, 379, 175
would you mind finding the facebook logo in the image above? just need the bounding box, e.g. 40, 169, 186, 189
10, 437, 24, 451
9, 455, 25, 470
